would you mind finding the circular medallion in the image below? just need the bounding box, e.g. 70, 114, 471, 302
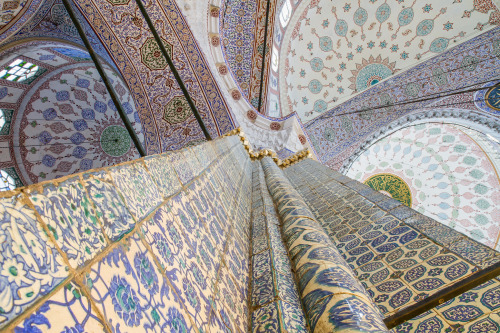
335, 20, 348, 36
163, 96, 192, 124
100, 125, 131, 157
485, 85, 500, 111
355, 63, 393, 91
319, 36, 333, 51
398, 8, 414, 26
364, 173, 412, 207
308, 80, 323, 94
313, 99, 328, 113
310, 57, 324, 72
376, 3, 391, 23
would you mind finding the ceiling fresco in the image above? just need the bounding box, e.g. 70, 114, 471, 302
0, 0, 46, 44
0, 0, 30, 29
220, 0, 277, 110
346, 122, 500, 251
277, 0, 500, 121
305, 26, 500, 169
68, 0, 235, 153
0, 42, 143, 186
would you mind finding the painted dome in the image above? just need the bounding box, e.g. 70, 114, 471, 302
347, 122, 500, 251
0, 41, 144, 187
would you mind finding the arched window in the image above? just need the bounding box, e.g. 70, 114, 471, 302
279, 0, 292, 28
0, 59, 39, 82
0, 170, 16, 191
0, 109, 5, 132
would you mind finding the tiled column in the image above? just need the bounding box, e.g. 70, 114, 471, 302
249, 162, 309, 332
260, 157, 388, 333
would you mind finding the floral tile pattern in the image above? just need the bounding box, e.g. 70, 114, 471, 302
143, 154, 182, 198
108, 162, 163, 221
0, 194, 68, 328
4, 136, 500, 333
85, 232, 194, 332
83, 171, 136, 242
285, 158, 500, 332
12, 282, 107, 332
29, 177, 107, 268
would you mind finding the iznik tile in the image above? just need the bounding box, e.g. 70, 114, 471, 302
144, 154, 182, 198
12, 282, 106, 332
29, 177, 106, 268
0, 194, 67, 328
86, 232, 193, 332
108, 162, 163, 221
83, 171, 136, 242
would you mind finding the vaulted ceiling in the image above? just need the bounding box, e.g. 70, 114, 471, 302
0, 0, 499, 188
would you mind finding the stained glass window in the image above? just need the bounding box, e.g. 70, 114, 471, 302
0, 170, 16, 191
0, 109, 5, 133
0, 59, 39, 82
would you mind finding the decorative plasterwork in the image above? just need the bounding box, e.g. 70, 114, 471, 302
205, 0, 315, 157
305, 27, 500, 169
278, 0, 500, 122
346, 122, 500, 251
0, 42, 143, 185
339, 108, 500, 174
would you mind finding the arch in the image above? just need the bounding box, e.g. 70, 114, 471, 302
0, 39, 144, 185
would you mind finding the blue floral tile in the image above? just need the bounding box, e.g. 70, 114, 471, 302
448, 238, 497, 267
279, 300, 309, 332
251, 301, 281, 333
251, 271, 275, 306
29, 177, 106, 268
435, 279, 500, 326
376, 197, 402, 211
144, 154, 182, 198
276, 271, 301, 306
85, 232, 193, 332
140, 206, 193, 282
167, 151, 195, 185
168, 191, 203, 252
253, 250, 272, 280
83, 171, 136, 242
108, 162, 163, 221
175, 256, 213, 331
12, 282, 106, 332
183, 148, 203, 177
0, 194, 68, 328
216, 265, 247, 330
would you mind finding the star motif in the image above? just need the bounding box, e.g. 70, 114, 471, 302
380, 40, 387, 48
443, 21, 453, 31
423, 4, 432, 13
338, 87, 344, 94
400, 51, 409, 60
339, 63, 346, 70
336, 74, 343, 82
356, 45, 363, 53
343, 3, 351, 12
347, 53, 354, 60
322, 19, 329, 28
302, 97, 309, 104
367, 41, 375, 49
390, 44, 399, 52
307, 42, 313, 50
300, 69, 306, 77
